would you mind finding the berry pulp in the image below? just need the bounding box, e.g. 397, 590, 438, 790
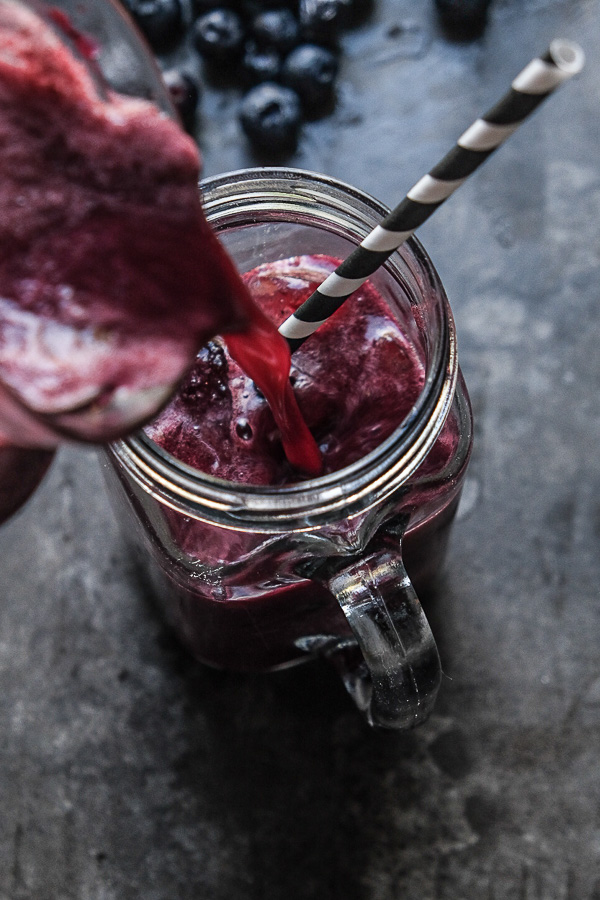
146, 254, 436, 483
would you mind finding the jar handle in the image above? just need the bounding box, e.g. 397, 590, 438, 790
321, 545, 442, 729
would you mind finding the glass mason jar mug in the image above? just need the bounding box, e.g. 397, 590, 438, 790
102, 168, 473, 730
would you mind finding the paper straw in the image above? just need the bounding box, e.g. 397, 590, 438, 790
279, 39, 585, 351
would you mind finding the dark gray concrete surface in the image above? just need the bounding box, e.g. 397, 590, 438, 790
1, 0, 600, 897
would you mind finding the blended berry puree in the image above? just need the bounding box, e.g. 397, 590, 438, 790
139, 258, 466, 672
0, 1, 317, 469
146, 255, 429, 485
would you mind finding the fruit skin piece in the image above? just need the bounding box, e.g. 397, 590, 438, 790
193, 8, 246, 64
281, 42, 338, 115
238, 81, 303, 154
123, 0, 184, 52
251, 8, 300, 54
433, 0, 493, 38
161, 68, 201, 132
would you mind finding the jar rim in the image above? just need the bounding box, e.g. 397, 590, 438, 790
110, 167, 458, 531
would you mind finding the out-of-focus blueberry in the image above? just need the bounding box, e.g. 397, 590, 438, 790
434, 0, 493, 38
298, 0, 352, 45
162, 68, 201, 132
124, 0, 184, 52
251, 9, 300, 53
193, 8, 246, 63
242, 40, 282, 85
281, 43, 338, 115
239, 81, 303, 154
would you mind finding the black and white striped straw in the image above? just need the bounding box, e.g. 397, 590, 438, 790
279, 39, 585, 351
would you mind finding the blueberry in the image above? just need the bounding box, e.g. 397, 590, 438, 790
345, 0, 374, 27
193, 8, 246, 63
162, 68, 201, 132
251, 9, 300, 53
434, 0, 493, 38
281, 43, 338, 115
243, 0, 297, 13
125, 0, 183, 52
298, 0, 352, 45
239, 82, 302, 154
242, 40, 281, 85
191, 0, 226, 14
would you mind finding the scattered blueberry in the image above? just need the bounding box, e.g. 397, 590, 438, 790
239, 82, 302, 153
192, 0, 228, 14
124, 0, 183, 52
251, 9, 300, 54
345, 0, 375, 27
193, 8, 246, 64
126, 0, 376, 158
434, 0, 493, 38
243, 0, 297, 11
281, 43, 338, 114
298, 0, 352, 45
162, 68, 201, 132
242, 41, 282, 85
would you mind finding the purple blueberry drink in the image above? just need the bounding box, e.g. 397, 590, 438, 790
104, 169, 473, 729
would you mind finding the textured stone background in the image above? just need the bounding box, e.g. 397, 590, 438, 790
1, 0, 600, 897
